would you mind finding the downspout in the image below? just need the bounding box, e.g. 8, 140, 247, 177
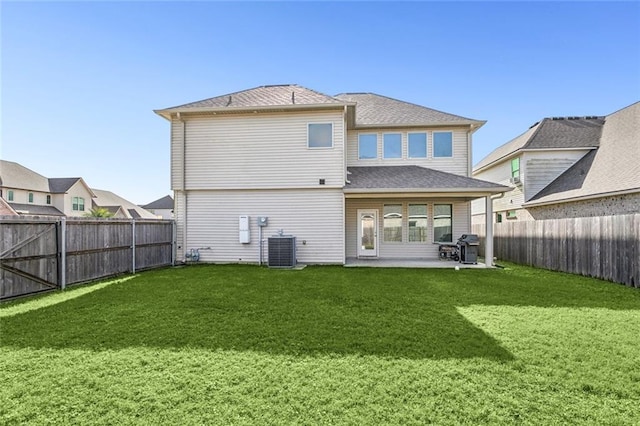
179, 112, 188, 259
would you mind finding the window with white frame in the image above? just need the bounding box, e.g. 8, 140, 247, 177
383, 133, 402, 159
72, 196, 85, 211
433, 131, 453, 157
511, 157, 520, 179
308, 123, 333, 148
358, 134, 377, 160
433, 204, 453, 242
408, 132, 427, 158
8, 190, 14, 201
408, 204, 428, 242
46, 195, 51, 205
28, 192, 34, 203
383, 204, 402, 242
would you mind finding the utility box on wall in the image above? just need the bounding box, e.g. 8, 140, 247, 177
239, 215, 250, 243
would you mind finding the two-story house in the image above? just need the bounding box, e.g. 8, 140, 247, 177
0, 160, 157, 219
472, 101, 639, 223
155, 84, 509, 266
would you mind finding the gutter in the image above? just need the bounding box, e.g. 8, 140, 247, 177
154, 102, 356, 120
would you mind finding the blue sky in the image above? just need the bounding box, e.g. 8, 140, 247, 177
2, 1, 639, 204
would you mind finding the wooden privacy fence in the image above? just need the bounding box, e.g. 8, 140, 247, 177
1, 215, 175, 300
472, 213, 640, 288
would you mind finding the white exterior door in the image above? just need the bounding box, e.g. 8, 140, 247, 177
357, 209, 378, 257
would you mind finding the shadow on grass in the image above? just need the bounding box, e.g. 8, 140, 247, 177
2, 264, 639, 360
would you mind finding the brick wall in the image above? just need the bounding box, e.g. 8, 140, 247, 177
528, 192, 640, 220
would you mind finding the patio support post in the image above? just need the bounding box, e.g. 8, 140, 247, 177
485, 196, 494, 267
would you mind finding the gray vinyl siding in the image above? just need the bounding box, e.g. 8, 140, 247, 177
183, 189, 344, 264
473, 160, 524, 215
182, 110, 345, 189
345, 198, 470, 258
523, 150, 590, 201
346, 128, 470, 176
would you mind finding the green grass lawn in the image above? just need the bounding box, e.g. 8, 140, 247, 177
2, 264, 640, 425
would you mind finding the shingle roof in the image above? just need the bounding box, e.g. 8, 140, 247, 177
346, 166, 510, 193
9, 203, 64, 216
91, 188, 159, 219
526, 102, 640, 205
167, 84, 346, 110
475, 116, 604, 171
48, 177, 81, 193
334, 93, 484, 128
142, 195, 174, 210
0, 160, 50, 192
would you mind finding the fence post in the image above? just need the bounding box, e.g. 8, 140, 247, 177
60, 217, 66, 290
132, 219, 136, 274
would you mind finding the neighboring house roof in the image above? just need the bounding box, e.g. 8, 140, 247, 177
525, 101, 640, 206
158, 84, 349, 116
9, 203, 64, 216
0, 198, 18, 216
345, 166, 510, 194
334, 93, 484, 129
142, 195, 174, 210
49, 177, 81, 193
474, 116, 605, 172
91, 189, 158, 219
0, 160, 50, 192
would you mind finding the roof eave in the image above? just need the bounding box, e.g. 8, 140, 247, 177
353, 120, 485, 130
343, 186, 510, 195
154, 102, 356, 120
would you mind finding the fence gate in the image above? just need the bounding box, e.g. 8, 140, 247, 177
1, 219, 60, 299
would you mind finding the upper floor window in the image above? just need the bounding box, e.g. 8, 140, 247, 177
511, 157, 520, 179
408, 133, 427, 158
358, 134, 377, 160
46, 195, 52, 205
433, 132, 453, 158
308, 123, 333, 148
7, 190, 14, 201
72, 196, 85, 211
383, 133, 402, 159
433, 204, 453, 243
28, 192, 34, 203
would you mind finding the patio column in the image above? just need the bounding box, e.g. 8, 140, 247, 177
485, 196, 494, 267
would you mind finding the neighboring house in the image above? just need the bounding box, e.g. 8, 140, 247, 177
0, 160, 157, 219
0, 160, 93, 217
472, 101, 639, 223
0, 198, 18, 216
91, 189, 158, 219
155, 84, 508, 265
141, 195, 174, 219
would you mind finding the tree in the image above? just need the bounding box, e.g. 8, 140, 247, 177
84, 207, 114, 218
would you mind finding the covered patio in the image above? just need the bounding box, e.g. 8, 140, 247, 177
344, 166, 511, 267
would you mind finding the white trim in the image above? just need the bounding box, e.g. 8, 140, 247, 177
307, 122, 334, 149
358, 133, 378, 160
